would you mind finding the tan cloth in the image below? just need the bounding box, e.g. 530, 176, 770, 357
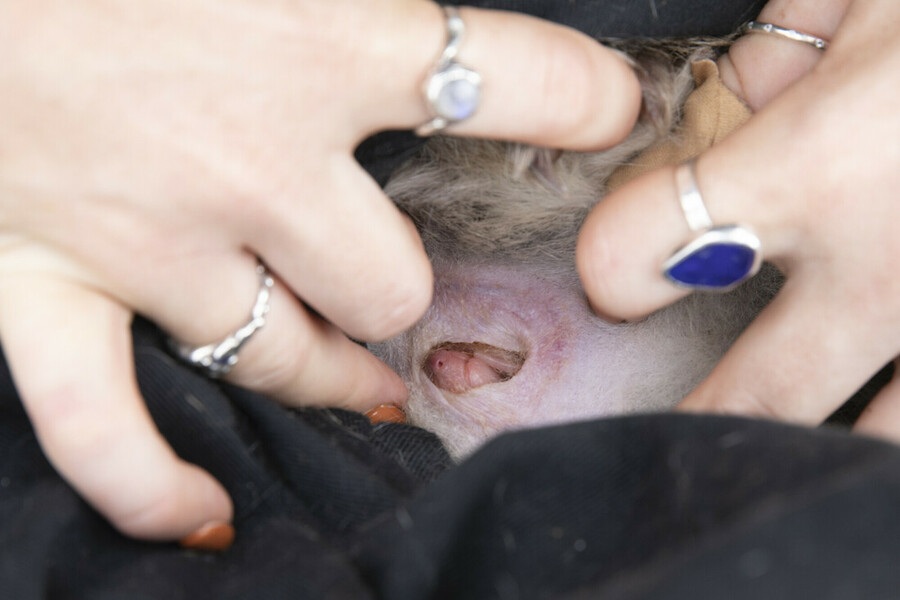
607, 59, 751, 191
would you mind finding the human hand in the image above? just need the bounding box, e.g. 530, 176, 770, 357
0, 0, 640, 543
577, 0, 900, 435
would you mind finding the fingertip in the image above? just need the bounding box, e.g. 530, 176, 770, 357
576, 216, 625, 318
256, 161, 433, 344
378, 5, 642, 149
460, 10, 643, 148
111, 459, 234, 542
508, 24, 643, 149
576, 167, 689, 321
570, 41, 644, 149
358, 252, 434, 342
360, 209, 435, 341
339, 350, 410, 414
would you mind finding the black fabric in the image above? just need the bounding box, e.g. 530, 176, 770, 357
3, 320, 900, 599
0, 319, 453, 600
7, 1, 900, 598
357, 416, 900, 599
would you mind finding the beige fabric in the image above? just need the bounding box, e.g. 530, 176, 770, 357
607, 59, 751, 191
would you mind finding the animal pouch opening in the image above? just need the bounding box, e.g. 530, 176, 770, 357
423, 341, 526, 394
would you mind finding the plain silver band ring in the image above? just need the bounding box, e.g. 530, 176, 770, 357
415, 5, 482, 136
169, 261, 274, 378
676, 160, 713, 232
742, 21, 829, 50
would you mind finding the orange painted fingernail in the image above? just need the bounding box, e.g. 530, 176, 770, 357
179, 521, 235, 552
365, 404, 407, 424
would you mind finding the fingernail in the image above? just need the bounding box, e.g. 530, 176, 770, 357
365, 404, 407, 424
179, 521, 235, 552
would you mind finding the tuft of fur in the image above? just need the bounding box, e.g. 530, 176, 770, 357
385, 38, 729, 269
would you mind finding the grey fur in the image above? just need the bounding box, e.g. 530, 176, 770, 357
384, 39, 726, 266
373, 37, 781, 456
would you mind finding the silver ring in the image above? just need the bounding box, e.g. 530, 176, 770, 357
415, 6, 482, 136
169, 261, 274, 377
662, 160, 762, 292
742, 21, 829, 50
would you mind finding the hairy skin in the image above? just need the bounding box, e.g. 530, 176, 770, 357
371, 39, 782, 459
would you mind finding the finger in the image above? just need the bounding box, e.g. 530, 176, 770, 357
243, 155, 433, 342
678, 276, 894, 425
352, 2, 642, 150
251, 3, 643, 342
576, 92, 810, 322
575, 7, 863, 323
0, 276, 232, 540
226, 276, 409, 411
718, 0, 844, 111
854, 359, 900, 442
576, 165, 692, 321
144, 253, 407, 412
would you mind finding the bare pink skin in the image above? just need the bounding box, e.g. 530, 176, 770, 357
373, 262, 750, 459
425, 342, 524, 393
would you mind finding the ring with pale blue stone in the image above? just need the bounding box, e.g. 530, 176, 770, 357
662, 160, 762, 292
415, 5, 482, 136
169, 261, 274, 378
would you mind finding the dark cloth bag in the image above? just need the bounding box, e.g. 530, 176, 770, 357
7, 2, 900, 598
3, 321, 899, 599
